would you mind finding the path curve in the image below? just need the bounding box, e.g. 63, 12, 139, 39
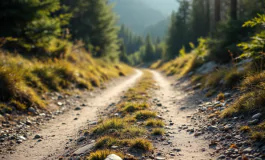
5, 70, 143, 160
151, 70, 216, 160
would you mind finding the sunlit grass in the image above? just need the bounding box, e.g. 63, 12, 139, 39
88, 149, 124, 160
145, 119, 164, 127
0, 49, 133, 113
135, 110, 157, 121
92, 118, 126, 135
152, 128, 165, 136
129, 138, 153, 152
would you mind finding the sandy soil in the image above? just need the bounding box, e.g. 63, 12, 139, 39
3, 70, 143, 160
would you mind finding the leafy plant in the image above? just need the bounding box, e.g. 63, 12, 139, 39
238, 14, 265, 59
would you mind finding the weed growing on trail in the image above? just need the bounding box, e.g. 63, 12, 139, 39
88, 150, 124, 160
145, 119, 164, 127
217, 93, 225, 101
119, 102, 150, 113
135, 110, 157, 120
251, 131, 265, 142
240, 126, 251, 133
129, 138, 153, 152
95, 136, 120, 149
92, 118, 125, 135
152, 128, 165, 136
121, 126, 146, 138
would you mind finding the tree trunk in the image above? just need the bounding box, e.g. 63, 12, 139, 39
215, 0, 221, 22
230, 0, 237, 20
206, 0, 210, 34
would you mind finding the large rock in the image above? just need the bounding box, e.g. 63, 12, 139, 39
196, 61, 218, 74
73, 143, 94, 155
252, 113, 262, 119
104, 154, 122, 160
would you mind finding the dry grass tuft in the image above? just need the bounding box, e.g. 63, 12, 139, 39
217, 92, 225, 101
135, 110, 157, 121
129, 138, 153, 152
152, 128, 165, 136
88, 149, 124, 160
93, 118, 125, 135
145, 119, 164, 127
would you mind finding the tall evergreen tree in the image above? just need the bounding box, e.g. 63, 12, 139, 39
119, 24, 144, 54
0, 0, 63, 51
166, 0, 190, 59
143, 35, 155, 62
77, 0, 119, 60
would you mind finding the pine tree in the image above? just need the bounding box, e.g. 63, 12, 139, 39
143, 35, 155, 62
0, 0, 63, 51
166, 0, 190, 59
191, 0, 209, 42
67, 0, 120, 60
119, 24, 144, 55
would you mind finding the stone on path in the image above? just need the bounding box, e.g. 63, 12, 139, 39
104, 154, 122, 160
73, 143, 94, 155
252, 113, 262, 119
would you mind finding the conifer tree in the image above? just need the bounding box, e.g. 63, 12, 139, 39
0, 0, 64, 51
143, 35, 155, 62
68, 0, 120, 60
166, 0, 190, 59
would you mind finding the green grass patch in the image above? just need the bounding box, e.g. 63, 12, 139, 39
95, 136, 120, 149
145, 119, 164, 127
93, 118, 126, 135
135, 110, 157, 121
119, 102, 150, 113
121, 126, 146, 138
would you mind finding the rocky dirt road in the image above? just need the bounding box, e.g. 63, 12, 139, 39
151, 70, 216, 160
4, 70, 143, 160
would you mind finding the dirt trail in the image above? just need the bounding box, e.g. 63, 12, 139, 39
4, 70, 143, 160
151, 70, 216, 160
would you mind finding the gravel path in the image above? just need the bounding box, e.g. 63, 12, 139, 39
151, 70, 216, 160
4, 70, 143, 160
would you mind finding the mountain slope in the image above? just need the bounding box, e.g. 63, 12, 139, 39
142, 0, 178, 16
143, 17, 171, 38
110, 0, 165, 34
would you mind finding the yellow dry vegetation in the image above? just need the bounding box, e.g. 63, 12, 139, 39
0, 48, 133, 113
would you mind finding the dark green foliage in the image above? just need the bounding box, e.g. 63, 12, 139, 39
119, 25, 144, 54
0, 0, 63, 51
66, 0, 120, 60
166, 0, 191, 59
143, 35, 156, 62
143, 18, 171, 39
